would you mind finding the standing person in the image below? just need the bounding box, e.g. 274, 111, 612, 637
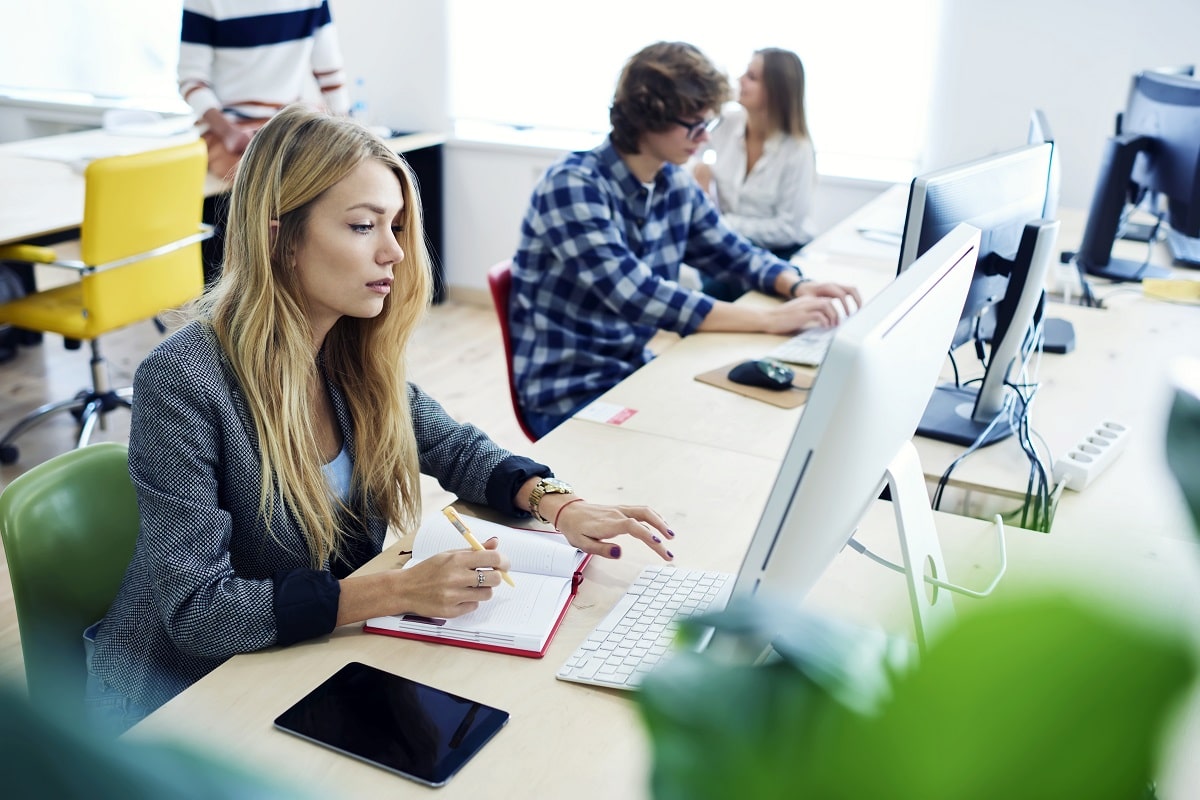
693, 48, 817, 299
178, 0, 352, 181
509, 41, 861, 438
83, 106, 675, 736
178, 0, 354, 283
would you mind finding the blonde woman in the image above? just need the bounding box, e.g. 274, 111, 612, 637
84, 106, 674, 734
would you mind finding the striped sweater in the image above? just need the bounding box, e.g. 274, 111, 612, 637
178, 0, 351, 120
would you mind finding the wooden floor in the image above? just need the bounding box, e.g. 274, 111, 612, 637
0, 292, 531, 692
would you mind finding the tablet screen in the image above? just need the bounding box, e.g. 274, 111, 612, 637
273, 662, 510, 787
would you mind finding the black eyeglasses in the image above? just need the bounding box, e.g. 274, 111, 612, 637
671, 116, 721, 141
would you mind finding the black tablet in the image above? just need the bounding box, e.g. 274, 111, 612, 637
273, 662, 510, 787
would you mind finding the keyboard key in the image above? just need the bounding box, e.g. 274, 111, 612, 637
556, 565, 735, 690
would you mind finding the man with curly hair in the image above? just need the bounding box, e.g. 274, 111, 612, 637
508, 41, 861, 438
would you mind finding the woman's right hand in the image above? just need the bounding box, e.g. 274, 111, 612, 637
392, 538, 512, 619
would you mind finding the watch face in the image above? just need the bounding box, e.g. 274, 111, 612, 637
541, 478, 572, 493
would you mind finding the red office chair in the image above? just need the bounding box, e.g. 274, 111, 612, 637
486, 259, 538, 442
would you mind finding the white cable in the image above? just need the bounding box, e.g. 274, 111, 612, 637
847, 514, 1008, 599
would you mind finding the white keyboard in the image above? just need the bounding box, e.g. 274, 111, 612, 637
556, 565, 734, 690
765, 327, 834, 366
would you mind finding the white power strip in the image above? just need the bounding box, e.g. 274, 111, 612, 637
1052, 420, 1130, 491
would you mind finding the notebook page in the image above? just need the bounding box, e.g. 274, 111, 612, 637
411, 513, 583, 578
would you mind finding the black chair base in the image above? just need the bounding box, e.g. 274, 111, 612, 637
0, 387, 133, 465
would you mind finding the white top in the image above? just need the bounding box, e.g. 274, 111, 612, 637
700, 102, 817, 249
321, 443, 352, 503
178, 0, 351, 120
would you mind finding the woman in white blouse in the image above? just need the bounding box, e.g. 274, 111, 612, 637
694, 48, 816, 299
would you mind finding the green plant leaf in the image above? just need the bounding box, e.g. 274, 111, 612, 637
638, 593, 1193, 800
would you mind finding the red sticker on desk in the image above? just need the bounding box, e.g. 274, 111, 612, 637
574, 401, 638, 426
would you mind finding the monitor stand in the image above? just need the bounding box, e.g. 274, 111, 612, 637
701, 441, 960, 664
1119, 220, 1158, 243
916, 384, 1015, 448
978, 313, 1075, 355
885, 441, 958, 653
1085, 256, 1171, 282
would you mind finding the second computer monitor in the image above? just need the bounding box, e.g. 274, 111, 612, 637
897, 142, 1058, 447
1077, 69, 1200, 281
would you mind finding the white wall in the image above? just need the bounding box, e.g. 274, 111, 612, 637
5, 2, 1196, 293
421, 0, 1200, 295
923, 0, 1200, 210
331, 0, 449, 134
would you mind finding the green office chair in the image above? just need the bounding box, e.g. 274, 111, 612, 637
0, 442, 138, 710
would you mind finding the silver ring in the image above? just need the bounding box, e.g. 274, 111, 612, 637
476, 570, 487, 588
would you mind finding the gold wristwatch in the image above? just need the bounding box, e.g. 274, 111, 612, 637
528, 477, 574, 524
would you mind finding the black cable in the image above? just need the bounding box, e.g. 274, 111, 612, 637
947, 347, 961, 388
1006, 377, 1051, 531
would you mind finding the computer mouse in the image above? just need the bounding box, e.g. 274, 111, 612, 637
727, 359, 795, 391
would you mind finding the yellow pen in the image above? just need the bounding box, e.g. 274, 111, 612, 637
442, 506, 516, 588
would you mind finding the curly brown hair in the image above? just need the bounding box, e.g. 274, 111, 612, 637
609, 41, 731, 155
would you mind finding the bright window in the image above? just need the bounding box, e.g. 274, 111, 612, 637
447, 0, 941, 182
0, 0, 185, 110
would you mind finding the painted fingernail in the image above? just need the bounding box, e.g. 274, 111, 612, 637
610, 545, 621, 558
666, 551, 674, 559
666, 529, 676, 538
651, 535, 662, 543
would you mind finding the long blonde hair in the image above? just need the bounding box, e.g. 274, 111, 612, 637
198, 105, 432, 568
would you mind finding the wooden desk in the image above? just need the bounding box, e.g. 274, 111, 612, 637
128, 415, 1200, 797
130, 426, 781, 798
124, 188, 1200, 798
580, 187, 1196, 538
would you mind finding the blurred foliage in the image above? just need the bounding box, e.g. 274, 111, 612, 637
640, 594, 1193, 799
640, 364, 1200, 800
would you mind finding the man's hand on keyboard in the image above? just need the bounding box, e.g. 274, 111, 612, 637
551, 500, 676, 562
767, 280, 862, 335
794, 280, 863, 315
766, 295, 842, 335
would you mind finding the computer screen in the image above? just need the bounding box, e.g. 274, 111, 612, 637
896, 142, 1059, 447
1028, 109, 1059, 220
1076, 69, 1200, 281
727, 224, 980, 652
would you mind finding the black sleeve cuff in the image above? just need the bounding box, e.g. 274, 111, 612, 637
486, 454, 552, 517
273, 568, 341, 646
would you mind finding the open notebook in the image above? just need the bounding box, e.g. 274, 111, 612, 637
364, 512, 590, 657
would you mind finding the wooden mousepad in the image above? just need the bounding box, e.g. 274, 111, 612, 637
694, 361, 815, 409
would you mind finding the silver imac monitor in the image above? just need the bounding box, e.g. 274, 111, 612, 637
897, 143, 1060, 447
727, 223, 981, 652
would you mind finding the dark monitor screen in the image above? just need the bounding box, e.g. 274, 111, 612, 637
897, 142, 1053, 347
1077, 70, 1200, 281
896, 142, 1057, 447
1125, 70, 1200, 236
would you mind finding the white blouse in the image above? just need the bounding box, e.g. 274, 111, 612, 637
700, 102, 817, 249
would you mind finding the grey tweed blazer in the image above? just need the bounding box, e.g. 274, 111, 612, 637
92, 321, 539, 712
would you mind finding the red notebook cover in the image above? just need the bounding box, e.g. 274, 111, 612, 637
363, 551, 592, 659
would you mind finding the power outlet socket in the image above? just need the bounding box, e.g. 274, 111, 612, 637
1052, 420, 1130, 491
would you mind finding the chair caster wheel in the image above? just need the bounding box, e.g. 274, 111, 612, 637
0, 445, 18, 465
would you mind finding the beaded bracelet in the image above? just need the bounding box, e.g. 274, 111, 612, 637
553, 497, 587, 530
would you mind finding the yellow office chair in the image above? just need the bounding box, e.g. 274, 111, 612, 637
0, 139, 210, 464
0, 442, 138, 709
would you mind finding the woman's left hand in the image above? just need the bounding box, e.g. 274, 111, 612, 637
550, 500, 675, 561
